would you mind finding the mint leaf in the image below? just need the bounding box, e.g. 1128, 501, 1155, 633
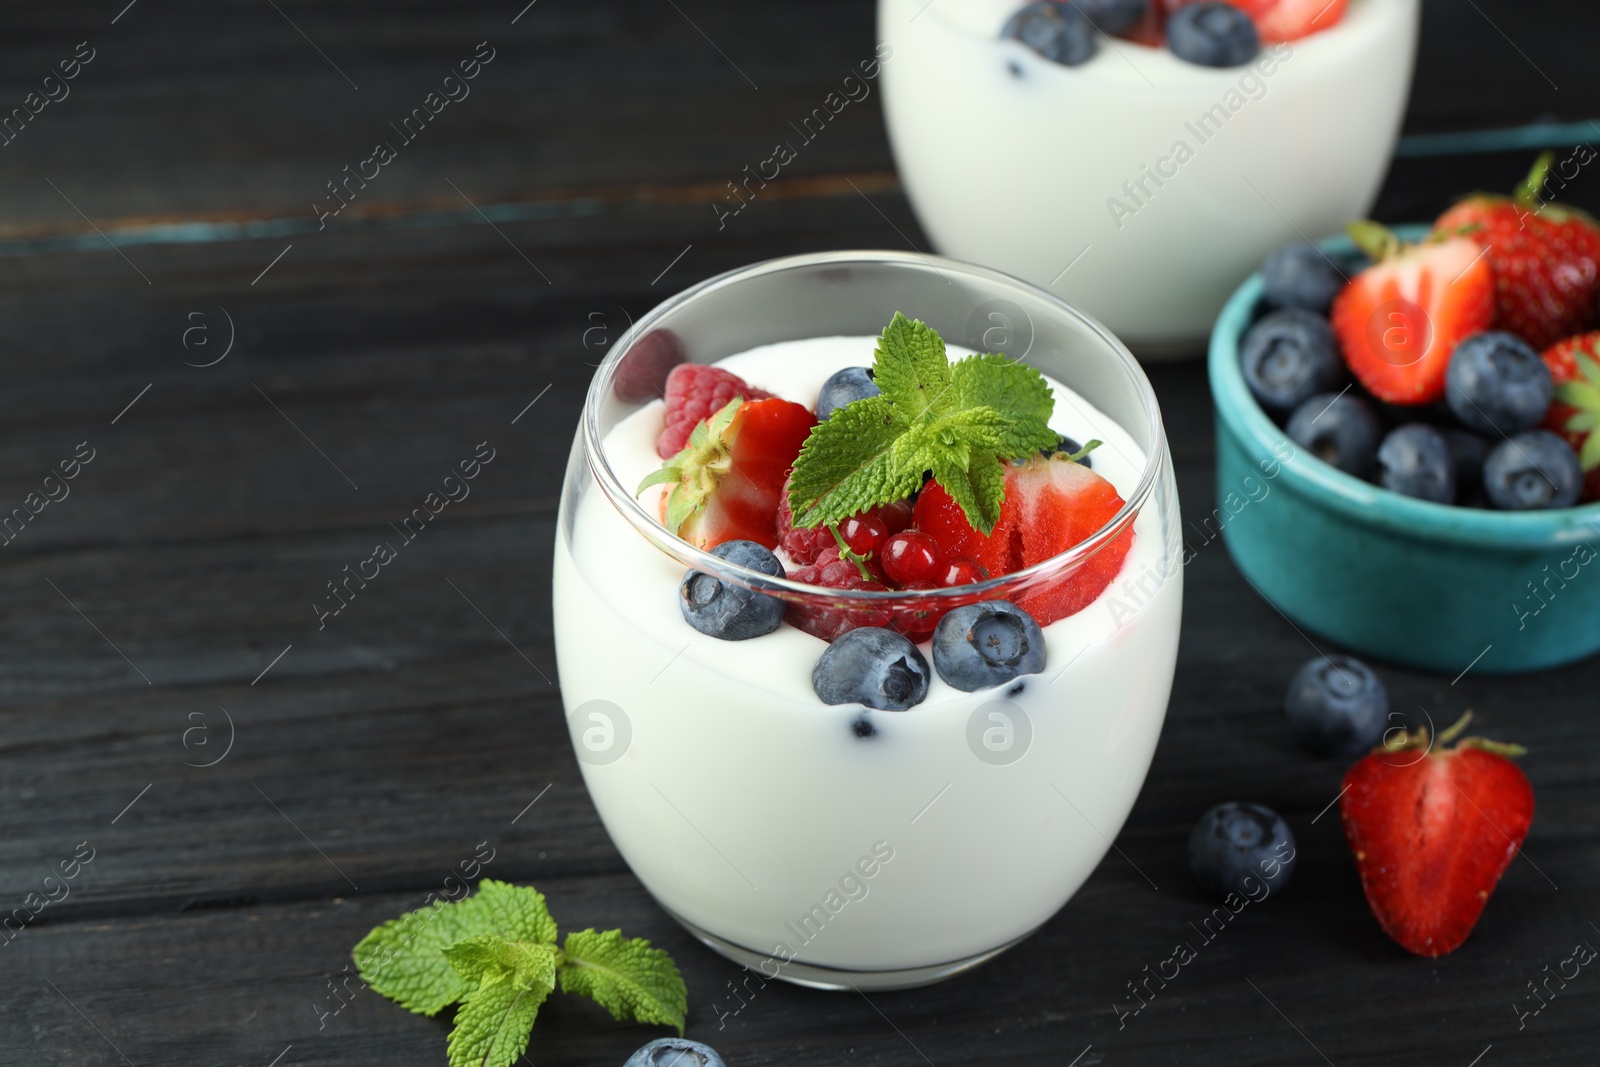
951, 353, 1054, 424
873, 312, 953, 420
786, 314, 1059, 532
558, 928, 688, 1035
788, 395, 920, 527
445, 941, 558, 1067
930, 449, 1008, 536
352, 879, 557, 1015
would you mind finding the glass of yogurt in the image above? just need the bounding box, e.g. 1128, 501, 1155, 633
554, 251, 1182, 990
878, 0, 1420, 354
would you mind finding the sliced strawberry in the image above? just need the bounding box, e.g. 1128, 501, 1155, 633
656, 364, 773, 458
1162, 0, 1346, 41
1329, 226, 1495, 405
642, 396, 815, 550
1540, 332, 1600, 501
1340, 715, 1533, 958
1435, 154, 1600, 350
912, 454, 1133, 626
1252, 0, 1347, 40
1125, 0, 1168, 45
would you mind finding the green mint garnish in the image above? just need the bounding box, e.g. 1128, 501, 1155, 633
353, 880, 686, 1067
787, 312, 1058, 535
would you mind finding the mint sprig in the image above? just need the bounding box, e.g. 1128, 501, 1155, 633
353, 880, 686, 1067
786, 313, 1058, 535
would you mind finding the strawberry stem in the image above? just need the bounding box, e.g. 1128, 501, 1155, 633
1513, 151, 1555, 210
1437, 711, 1473, 746
1346, 220, 1401, 263
828, 524, 874, 582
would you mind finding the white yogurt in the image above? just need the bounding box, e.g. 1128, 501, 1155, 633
553, 337, 1182, 973
879, 0, 1419, 350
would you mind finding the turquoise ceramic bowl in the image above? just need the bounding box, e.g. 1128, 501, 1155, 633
1209, 231, 1600, 676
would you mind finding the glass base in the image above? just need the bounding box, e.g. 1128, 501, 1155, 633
664, 907, 1036, 991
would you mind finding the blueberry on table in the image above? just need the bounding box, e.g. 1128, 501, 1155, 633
815, 366, 881, 420
1074, 0, 1148, 35
1167, 1, 1260, 67
1377, 424, 1456, 503
1286, 391, 1382, 478
932, 601, 1046, 692
1284, 654, 1389, 757
1002, 1, 1097, 67
1187, 802, 1296, 901
1240, 308, 1343, 415
1445, 332, 1553, 436
814, 627, 931, 711
1262, 244, 1346, 315
625, 1038, 726, 1067
679, 540, 785, 640
1483, 430, 1583, 510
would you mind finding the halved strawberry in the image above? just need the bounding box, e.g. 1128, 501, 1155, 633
1540, 332, 1600, 502
911, 454, 1133, 626
1329, 225, 1495, 405
1339, 714, 1533, 958
1162, 0, 1347, 40
1435, 154, 1600, 350
640, 397, 815, 550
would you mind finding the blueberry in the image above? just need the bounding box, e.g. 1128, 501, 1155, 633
1240, 308, 1343, 415
1444, 428, 1492, 503
1286, 391, 1382, 478
1284, 655, 1388, 757
1073, 0, 1148, 35
1445, 332, 1553, 436
931, 600, 1046, 692
1187, 802, 1296, 901
1483, 430, 1583, 510
1261, 244, 1346, 315
679, 540, 785, 641
1166, 1, 1259, 67
1377, 424, 1456, 503
1002, 1, 1096, 66
813, 627, 931, 711
816, 366, 881, 419
1050, 434, 1093, 468
624, 1039, 727, 1067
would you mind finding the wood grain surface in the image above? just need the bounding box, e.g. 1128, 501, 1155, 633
1, 2, 1598, 1065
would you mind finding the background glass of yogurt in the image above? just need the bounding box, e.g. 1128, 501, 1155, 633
878, 0, 1420, 355
555, 251, 1183, 990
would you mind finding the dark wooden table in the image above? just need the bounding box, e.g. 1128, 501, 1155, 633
3, 3, 1598, 1065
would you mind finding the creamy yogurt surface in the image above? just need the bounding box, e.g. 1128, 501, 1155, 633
553, 336, 1183, 972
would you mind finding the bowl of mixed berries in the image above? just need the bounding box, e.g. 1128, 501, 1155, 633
1210, 154, 1600, 674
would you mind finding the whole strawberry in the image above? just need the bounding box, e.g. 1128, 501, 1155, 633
1540, 332, 1600, 502
1339, 713, 1533, 958
1435, 153, 1600, 350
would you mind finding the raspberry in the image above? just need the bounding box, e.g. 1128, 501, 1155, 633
656, 364, 772, 459
786, 556, 892, 642
613, 329, 686, 403
776, 472, 836, 565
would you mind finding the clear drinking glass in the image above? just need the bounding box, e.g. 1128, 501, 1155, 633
553, 251, 1182, 990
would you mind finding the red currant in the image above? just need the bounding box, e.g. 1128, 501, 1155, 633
939, 557, 987, 586
889, 580, 941, 642
873, 498, 915, 535
881, 531, 943, 586
838, 514, 890, 557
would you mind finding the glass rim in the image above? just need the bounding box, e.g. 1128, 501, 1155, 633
581, 249, 1168, 604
